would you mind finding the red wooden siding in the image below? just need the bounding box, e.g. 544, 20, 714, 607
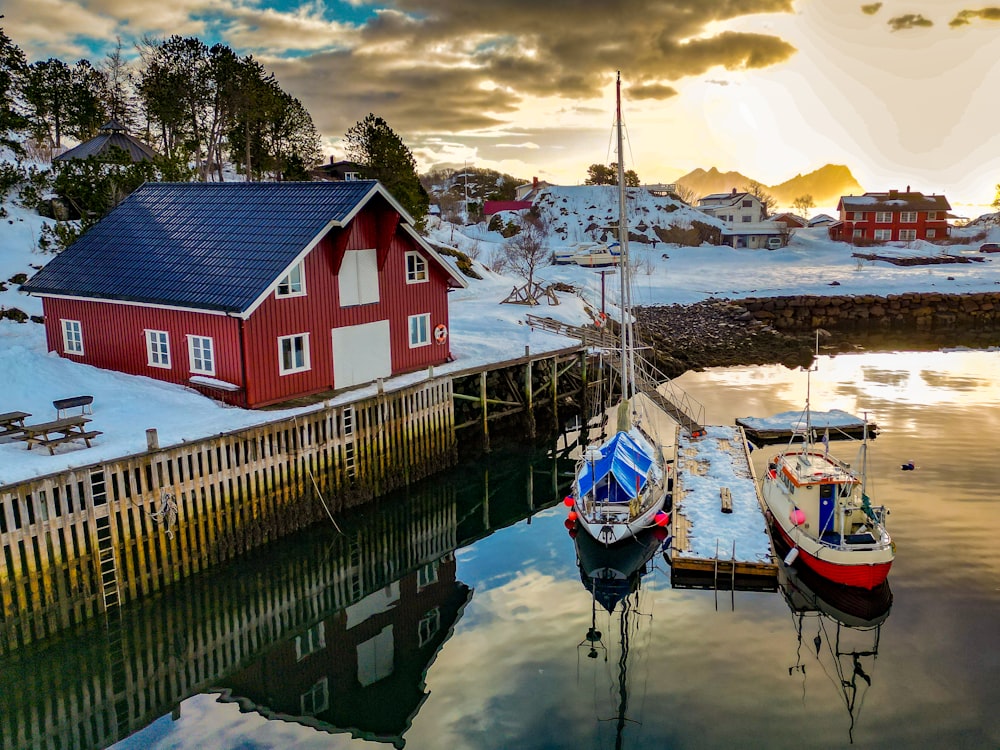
241, 201, 452, 407
40, 297, 245, 403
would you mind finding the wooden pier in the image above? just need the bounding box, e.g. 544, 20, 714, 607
668, 424, 777, 590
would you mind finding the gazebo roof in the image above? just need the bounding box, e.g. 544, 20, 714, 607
53, 121, 158, 164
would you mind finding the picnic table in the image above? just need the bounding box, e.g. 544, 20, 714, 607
0, 411, 31, 438
16, 416, 102, 455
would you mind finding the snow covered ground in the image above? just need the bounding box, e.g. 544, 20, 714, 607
2, 188, 1000, 485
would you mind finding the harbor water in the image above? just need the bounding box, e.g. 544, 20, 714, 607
1, 348, 998, 749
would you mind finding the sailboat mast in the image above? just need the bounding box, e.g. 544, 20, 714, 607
615, 72, 634, 406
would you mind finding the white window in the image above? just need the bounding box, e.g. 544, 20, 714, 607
875, 211, 891, 223
339, 248, 380, 306
741, 215, 752, 223
345, 171, 360, 181
61, 319, 83, 355
276, 261, 305, 298
406, 252, 428, 283
852, 229, 864, 239
853, 212, 866, 221
900, 211, 917, 223
296, 622, 326, 661
874, 229, 892, 241
417, 561, 439, 590
409, 314, 430, 348
417, 608, 441, 647
278, 333, 311, 375
927, 211, 938, 220
188, 335, 215, 375
926, 229, 936, 238
300, 677, 329, 716
899, 229, 917, 241
145, 329, 171, 368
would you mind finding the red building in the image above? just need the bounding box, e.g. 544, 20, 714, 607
829, 189, 951, 244
22, 181, 467, 408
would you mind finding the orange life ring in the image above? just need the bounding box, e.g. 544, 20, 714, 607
434, 324, 448, 344
595, 312, 607, 328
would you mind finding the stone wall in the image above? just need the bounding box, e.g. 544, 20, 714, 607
734, 292, 1000, 333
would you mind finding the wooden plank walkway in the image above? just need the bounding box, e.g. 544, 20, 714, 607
668, 424, 776, 590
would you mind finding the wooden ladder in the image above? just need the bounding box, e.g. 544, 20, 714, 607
95, 516, 121, 611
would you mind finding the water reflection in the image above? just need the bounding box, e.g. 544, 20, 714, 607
778, 562, 892, 745
573, 528, 664, 749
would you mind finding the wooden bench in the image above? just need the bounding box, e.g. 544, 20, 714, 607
30, 430, 103, 454
18, 416, 100, 455
53, 395, 94, 418
0, 410, 31, 439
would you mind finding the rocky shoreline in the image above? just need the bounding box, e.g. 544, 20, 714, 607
636, 292, 1000, 377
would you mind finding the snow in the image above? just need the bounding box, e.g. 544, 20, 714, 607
673, 425, 772, 563
3, 182, 1000, 486
737, 409, 865, 432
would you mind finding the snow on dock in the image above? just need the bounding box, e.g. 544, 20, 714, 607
736, 409, 877, 445
669, 424, 776, 589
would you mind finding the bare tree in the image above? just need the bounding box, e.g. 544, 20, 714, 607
743, 180, 777, 219
503, 214, 550, 291
792, 194, 815, 215
674, 183, 698, 205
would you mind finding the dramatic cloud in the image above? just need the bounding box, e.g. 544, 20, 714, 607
861, 2, 883, 14
887, 13, 934, 31
950, 7, 1000, 26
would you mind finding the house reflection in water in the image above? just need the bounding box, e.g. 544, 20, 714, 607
219, 555, 471, 748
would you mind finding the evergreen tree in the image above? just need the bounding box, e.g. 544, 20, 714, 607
585, 163, 640, 186
0, 23, 27, 151
344, 113, 428, 227
66, 59, 108, 141
100, 38, 137, 131
22, 57, 73, 148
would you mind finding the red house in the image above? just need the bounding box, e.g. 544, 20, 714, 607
829, 189, 951, 244
22, 181, 468, 408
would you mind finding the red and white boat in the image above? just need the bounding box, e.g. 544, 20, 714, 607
760, 397, 893, 590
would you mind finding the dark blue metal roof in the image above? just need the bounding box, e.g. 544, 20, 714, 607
22, 181, 384, 313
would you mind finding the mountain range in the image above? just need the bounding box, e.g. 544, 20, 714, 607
675, 164, 864, 210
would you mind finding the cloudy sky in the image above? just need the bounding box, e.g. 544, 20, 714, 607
5, 0, 1000, 208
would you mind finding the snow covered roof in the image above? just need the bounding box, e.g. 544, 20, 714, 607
22, 181, 465, 314
838, 191, 951, 212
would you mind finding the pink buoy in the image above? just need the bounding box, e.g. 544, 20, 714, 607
654, 511, 669, 527
790, 508, 806, 526
567, 510, 578, 522
563, 496, 575, 507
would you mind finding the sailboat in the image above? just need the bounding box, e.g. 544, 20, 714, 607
574, 526, 662, 748
569, 73, 670, 546
759, 345, 894, 589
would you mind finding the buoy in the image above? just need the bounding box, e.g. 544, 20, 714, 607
654, 511, 669, 527
434, 324, 448, 344
790, 508, 806, 526
563, 495, 574, 507
564, 518, 576, 530
567, 510, 578, 522
653, 526, 669, 541
784, 547, 800, 565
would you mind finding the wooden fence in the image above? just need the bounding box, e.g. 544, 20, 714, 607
0, 379, 457, 653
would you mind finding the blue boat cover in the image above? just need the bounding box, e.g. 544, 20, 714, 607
577, 431, 654, 503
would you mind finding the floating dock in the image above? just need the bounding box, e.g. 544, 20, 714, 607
736, 409, 877, 446
668, 424, 777, 590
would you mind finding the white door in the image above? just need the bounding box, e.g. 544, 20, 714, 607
332, 320, 392, 388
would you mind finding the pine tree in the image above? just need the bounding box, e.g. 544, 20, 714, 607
344, 113, 428, 227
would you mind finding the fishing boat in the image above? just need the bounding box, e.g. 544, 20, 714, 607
569, 73, 670, 546
760, 353, 894, 589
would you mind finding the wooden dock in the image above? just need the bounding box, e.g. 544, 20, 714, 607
668, 424, 776, 590
736, 409, 878, 445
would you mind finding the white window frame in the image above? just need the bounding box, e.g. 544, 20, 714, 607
926, 228, 936, 238
144, 329, 171, 368
417, 561, 439, 590
296, 622, 326, 661
852, 229, 864, 239
406, 251, 428, 284
875, 211, 892, 223
276, 261, 306, 298
409, 314, 431, 348
278, 333, 311, 375
926, 211, 938, 220
345, 171, 360, 181
853, 211, 866, 221
899, 229, 917, 241
187, 335, 215, 376
900, 211, 917, 223
300, 677, 329, 716
61, 319, 83, 355
417, 607, 441, 647
874, 229, 892, 241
